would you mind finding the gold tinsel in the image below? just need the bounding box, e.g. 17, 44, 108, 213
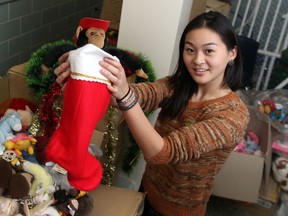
101, 106, 119, 186
28, 111, 43, 136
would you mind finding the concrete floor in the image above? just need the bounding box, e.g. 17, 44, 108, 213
206, 195, 279, 216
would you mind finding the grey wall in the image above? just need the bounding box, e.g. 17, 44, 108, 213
0, 0, 104, 76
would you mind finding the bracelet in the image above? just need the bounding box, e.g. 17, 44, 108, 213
117, 90, 138, 111
117, 92, 135, 105
119, 97, 138, 111
116, 86, 130, 102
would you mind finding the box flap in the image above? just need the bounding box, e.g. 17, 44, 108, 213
8, 62, 27, 75
89, 184, 144, 216
259, 175, 281, 204
7, 62, 39, 105
247, 106, 272, 184
212, 152, 264, 203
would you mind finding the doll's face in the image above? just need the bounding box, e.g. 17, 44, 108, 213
86, 27, 105, 48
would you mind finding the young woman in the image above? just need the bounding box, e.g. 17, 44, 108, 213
55, 11, 249, 216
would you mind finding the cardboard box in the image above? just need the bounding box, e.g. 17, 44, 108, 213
89, 184, 144, 216
0, 76, 9, 103
6, 62, 39, 105
100, 0, 123, 30
190, 0, 207, 20
206, 0, 231, 17
212, 106, 272, 203
237, 176, 281, 216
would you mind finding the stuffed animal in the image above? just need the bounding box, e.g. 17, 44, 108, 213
258, 99, 276, 115
0, 196, 20, 216
22, 198, 58, 216
276, 192, 288, 216
52, 188, 94, 216
234, 131, 262, 156
45, 162, 72, 191
0, 159, 32, 199
5, 105, 34, 129
0, 98, 37, 119
1, 149, 21, 166
272, 156, 288, 191
22, 160, 55, 196
0, 111, 22, 148
244, 131, 261, 155
4, 133, 37, 156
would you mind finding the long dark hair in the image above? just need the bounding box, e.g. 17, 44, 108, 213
160, 11, 243, 119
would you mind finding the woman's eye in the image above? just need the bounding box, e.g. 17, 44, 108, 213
206, 49, 213, 54
185, 48, 194, 53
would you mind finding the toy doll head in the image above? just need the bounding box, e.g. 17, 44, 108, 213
75, 17, 110, 48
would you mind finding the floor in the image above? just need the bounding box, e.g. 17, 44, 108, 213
206, 196, 255, 216
206, 195, 279, 216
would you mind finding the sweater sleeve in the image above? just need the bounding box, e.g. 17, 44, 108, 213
147, 100, 250, 164
130, 77, 171, 112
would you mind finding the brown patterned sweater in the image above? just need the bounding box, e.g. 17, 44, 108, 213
131, 77, 249, 216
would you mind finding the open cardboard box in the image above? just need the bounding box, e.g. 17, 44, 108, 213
212, 106, 272, 203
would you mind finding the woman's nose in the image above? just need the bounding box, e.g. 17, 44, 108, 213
193, 52, 204, 65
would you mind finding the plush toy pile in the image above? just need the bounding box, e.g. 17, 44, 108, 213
0, 98, 97, 216
234, 131, 264, 156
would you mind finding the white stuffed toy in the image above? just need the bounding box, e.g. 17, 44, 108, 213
272, 156, 288, 191
22, 160, 56, 196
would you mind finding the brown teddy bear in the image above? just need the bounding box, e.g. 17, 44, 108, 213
0, 158, 32, 199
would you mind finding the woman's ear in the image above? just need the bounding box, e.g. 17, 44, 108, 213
230, 46, 237, 61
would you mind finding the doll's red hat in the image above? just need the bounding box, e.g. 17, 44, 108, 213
79, 17, 110, 32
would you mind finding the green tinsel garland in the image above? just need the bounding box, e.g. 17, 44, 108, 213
25, 39, 74, 100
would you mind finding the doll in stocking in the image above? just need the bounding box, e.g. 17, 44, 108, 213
46, 17, 118, 192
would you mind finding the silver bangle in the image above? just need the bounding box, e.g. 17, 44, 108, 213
117, 91, 138, 111
117, 91, 135, 105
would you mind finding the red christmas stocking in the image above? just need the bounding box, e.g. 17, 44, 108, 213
46, 44, 117, 191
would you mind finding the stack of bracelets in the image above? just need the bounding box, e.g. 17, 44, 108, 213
116, 86, 138, 111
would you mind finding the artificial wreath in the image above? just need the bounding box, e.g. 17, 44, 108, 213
26, 39, 74, 100
26, 40, 156, 184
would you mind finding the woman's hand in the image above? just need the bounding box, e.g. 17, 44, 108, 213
100, 57, 130, 100
54, 52, 71, 90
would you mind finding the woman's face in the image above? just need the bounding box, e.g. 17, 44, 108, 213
183, 28, 236, 89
